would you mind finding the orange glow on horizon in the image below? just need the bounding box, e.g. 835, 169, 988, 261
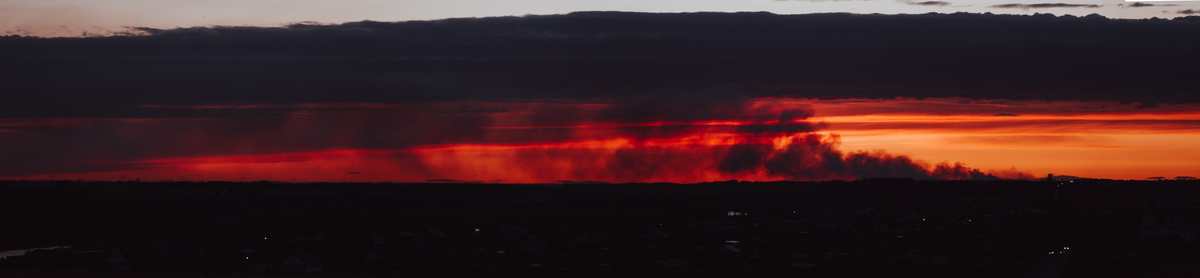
4, 98, 1199, 182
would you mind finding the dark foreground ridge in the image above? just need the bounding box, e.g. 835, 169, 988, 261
2, 179, 1199, 277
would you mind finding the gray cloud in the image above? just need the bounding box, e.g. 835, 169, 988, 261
901, 0, 952, 6
1121, 2, 1177, 8
990, 3, 1102, 10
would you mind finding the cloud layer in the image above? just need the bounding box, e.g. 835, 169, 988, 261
4, 12, 1200, 181
990, 3, 1102, 10
2, 12, 1200, 121
903, 1, 952, 6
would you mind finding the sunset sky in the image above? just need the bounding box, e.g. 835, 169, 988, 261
2, 5, 1199, 182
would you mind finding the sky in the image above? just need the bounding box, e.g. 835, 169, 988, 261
2, 4, 1200, 182
5, 0, 1200, 37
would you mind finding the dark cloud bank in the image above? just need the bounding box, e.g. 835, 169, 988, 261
2, 12, 1200, 118
0, 12, 1196, 180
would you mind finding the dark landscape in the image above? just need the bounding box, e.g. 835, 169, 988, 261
2, 178, 1198, 277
